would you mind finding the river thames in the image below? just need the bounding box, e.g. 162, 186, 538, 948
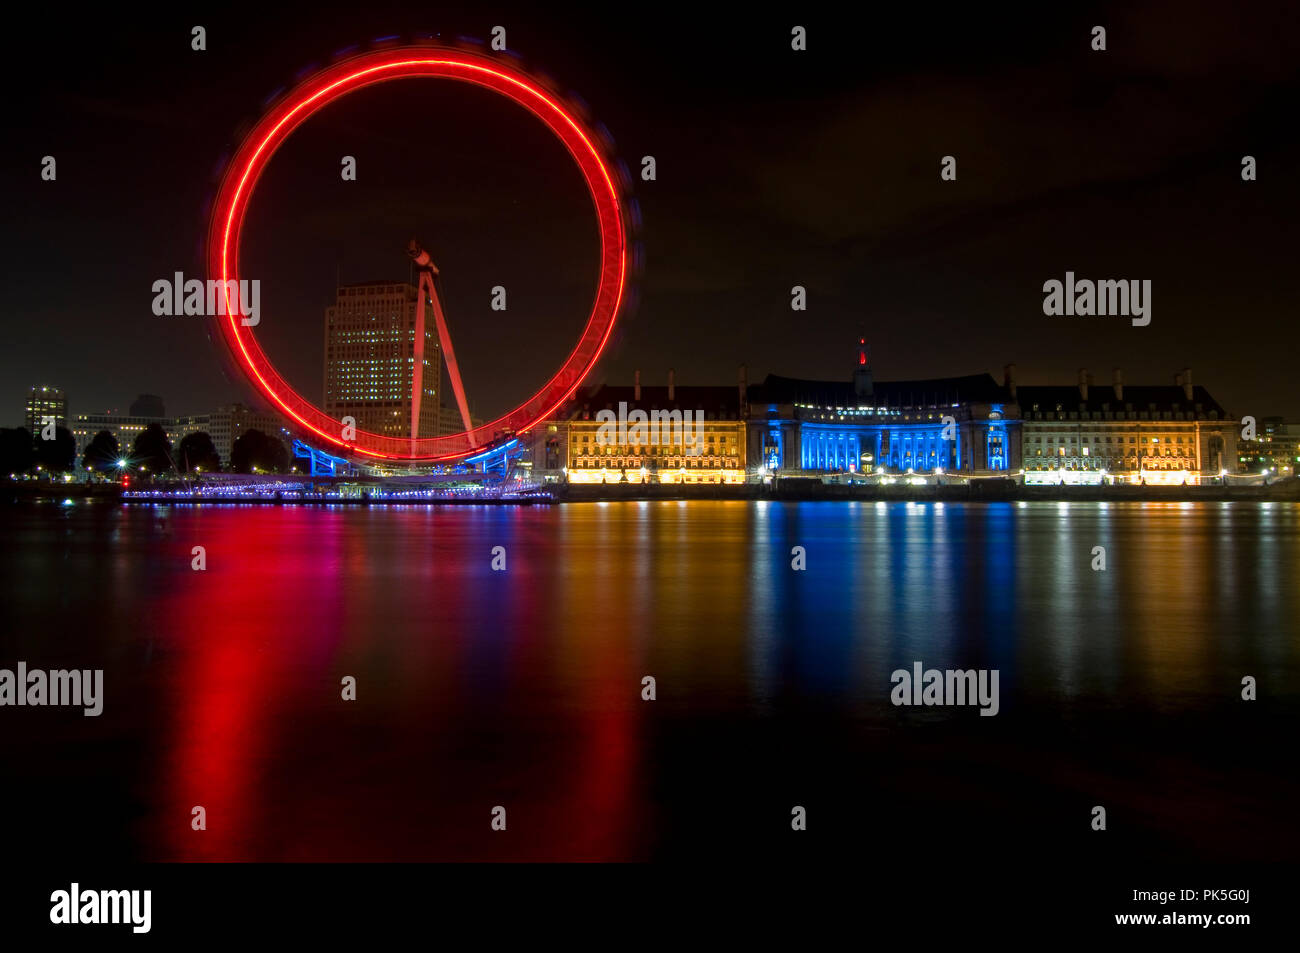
1, 500, 1296, 862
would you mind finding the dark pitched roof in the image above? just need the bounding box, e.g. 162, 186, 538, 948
571, 384, 742, 418
338, 281, 416, 290
1016, 384, 1229, 417
748, 373, 1010, 408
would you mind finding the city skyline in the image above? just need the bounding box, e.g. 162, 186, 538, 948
17, 345, 1292, 484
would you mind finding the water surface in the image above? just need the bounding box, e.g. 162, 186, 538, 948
1, 500, 1296, 861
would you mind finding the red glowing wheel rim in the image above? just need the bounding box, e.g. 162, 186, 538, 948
207, 47, 627, 462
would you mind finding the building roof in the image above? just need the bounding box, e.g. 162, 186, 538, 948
1015, 384, 1229, 417
748, 373, 1010, 409
571, 384, 743, 419
562, 374, 1232, 419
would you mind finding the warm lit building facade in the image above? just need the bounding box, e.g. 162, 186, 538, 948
197, 404, 289, 466
73, 403, 288, 469
26, 385, 68, 437
324, 282, 440, 439
544, 373, 747, 484
1237, 416, 1298, 477
745, 344, 1021, 476
1017, 369, 1236, 484
72, 413, 170, 463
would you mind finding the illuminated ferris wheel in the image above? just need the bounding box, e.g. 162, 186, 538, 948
207, 44, 631, 464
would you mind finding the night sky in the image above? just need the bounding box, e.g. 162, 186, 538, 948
5, 1, 1299, 426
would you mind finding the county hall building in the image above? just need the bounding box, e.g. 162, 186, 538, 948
743, 341, 1021, 476
528, 342, 1238, 486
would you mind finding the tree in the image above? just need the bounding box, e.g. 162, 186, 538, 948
0, 428, 35, 476
230, 428, 289, 474
131, 423, 174, 475
82, 430, 121, 474
34, 426, 76, 473
177, 431, 221, 473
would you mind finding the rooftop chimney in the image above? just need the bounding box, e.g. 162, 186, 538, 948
1113, 368, 1123, 402
1181, 367, 1193, 401
634, 369, 641, 402
1003, 363, 1017, 399
1078, 368, 1089, 402
738, 364, 748, 411
668, 368, 675, 402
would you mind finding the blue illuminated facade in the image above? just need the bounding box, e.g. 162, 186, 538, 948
745, 349, 1021, 476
